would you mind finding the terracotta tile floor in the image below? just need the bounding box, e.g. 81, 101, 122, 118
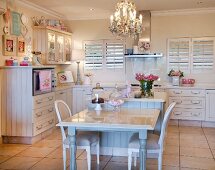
0, 126, 215, 169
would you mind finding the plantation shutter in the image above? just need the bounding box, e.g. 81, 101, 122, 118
84, 41, 103, 70
168, 38, 190, 72
105, 40, 125, 69
192, 38, 214, 72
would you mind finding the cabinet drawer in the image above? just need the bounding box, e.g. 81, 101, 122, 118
33, 116, 55, 136
169, 97, 205, 109
171, 108, 205, 120
55, 90, 67, 96
33, 105, 55, 123
168, 89, 205, 97
33, 92, 55, 109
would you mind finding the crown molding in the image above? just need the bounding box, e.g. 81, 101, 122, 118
16, 0, 64, 19
66, 16, 109, 21
151, 7, 215, 16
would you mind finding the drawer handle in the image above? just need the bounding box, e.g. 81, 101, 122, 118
48, 119, 54, 124
48, 108, 54, 112
59, 92, 64, 94
191, 91, 200, 94
191, 101, 200, 104
36, 100, 42, 104
174, 112, 182, 115
36, 112, 42, 117
192, 113, 200, 117
174, 91, 182, 94
173, 100, 182, 104
36, 125, 43, 130
48, 97, 53, 101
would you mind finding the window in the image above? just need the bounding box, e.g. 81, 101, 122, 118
84, 40, 125, 70
167, 37, 215, 73
84, 40, 103, 70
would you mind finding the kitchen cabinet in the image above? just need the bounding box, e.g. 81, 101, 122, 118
33, 26, 72, 64
72, 87, 92, 115
0, 67, 56, 144
168, 88, 206, 120
206, 90, 215, 121
55, 88, 72, 122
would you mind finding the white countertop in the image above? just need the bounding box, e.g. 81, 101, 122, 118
155, 83, 215, 90
0, 65, 56, 69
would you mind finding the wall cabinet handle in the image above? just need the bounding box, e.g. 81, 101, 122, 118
59, 92, 64, 95
192, 113, 200, 117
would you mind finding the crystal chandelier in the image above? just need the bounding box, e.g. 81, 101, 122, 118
109, 0, 142, 37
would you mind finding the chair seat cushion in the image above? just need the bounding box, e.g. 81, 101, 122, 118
128, 133, 160, 150
64, 132, 99, 146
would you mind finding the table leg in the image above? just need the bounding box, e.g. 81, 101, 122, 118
139, 130, 147, 170
68, 127, 76, 170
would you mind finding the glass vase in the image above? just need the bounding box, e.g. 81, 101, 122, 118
140, 81, 153, 98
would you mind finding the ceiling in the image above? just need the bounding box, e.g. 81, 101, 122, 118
23, 0, 215, 20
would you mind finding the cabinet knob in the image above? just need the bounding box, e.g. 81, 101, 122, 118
174, 112, 182, 115
36, 125, 43, 130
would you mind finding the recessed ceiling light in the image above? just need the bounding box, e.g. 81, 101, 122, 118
90, 8, 95, 11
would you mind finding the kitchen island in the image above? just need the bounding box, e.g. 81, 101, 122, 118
96, 94, 166, 156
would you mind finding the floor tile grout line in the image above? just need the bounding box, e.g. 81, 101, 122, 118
0, 144, 32, 166
102, 155, 113, 170
202, 128, 215, 161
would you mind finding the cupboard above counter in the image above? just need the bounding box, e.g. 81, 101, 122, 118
33, 26, 72, 65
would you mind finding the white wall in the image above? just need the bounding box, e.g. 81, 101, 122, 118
65, 11, 215, 85
151, 12, 215, 83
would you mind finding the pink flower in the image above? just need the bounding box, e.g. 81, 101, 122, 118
135, 73, 159, 82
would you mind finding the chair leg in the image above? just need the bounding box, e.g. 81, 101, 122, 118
96, 141, 100, 164
134, 152, 137, 167
86, 147, 91, 170
63, 147, 67, 170
158, 153, 163, 170
128, 150, 132, 170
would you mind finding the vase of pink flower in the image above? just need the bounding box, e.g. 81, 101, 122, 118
168, 69, 184, 86
135, 73, 159, 98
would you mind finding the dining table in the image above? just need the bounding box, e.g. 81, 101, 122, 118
57, 107, 160, 170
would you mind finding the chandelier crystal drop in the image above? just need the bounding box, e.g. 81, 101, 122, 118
109, 0, 142, 38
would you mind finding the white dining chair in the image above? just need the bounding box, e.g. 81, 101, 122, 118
128, 102, 176, 170
55, 100, 100, 170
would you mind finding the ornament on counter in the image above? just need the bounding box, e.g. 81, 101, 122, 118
32, 51, 43, 66
138, 41, 150, 54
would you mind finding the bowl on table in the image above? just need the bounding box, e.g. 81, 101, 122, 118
108, 99, 124, 111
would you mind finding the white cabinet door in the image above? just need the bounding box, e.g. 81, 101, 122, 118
206, 90, 215, 121
72, 87, 92, 115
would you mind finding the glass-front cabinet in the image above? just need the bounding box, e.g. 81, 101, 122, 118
64, 36, 72, 63
33, 26, 72, 64
47, 31, 56, 62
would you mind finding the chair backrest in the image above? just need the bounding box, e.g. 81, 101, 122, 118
158, 102, 176, 148
54, 100, 72, 141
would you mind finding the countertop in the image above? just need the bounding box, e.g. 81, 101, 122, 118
154, 83, 215, 90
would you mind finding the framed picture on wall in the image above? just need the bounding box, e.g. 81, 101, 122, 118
11, 11, 21, 36
17, 37, 25, 56
3, 35, 17, 56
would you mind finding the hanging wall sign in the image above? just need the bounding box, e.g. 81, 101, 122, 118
11, 11, 21, 36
